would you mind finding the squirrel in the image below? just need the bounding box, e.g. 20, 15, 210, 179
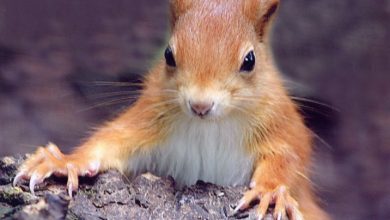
13, 0, 329, 219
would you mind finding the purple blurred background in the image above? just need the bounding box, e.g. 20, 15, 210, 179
0, 0, 389, 219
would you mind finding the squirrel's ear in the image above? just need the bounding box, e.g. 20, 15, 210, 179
244, 0, 279, 42
169, 0, 193, 27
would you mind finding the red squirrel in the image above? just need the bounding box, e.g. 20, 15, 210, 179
13, 0, 329, 219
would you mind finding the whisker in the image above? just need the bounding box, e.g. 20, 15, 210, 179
290, 96, 339, 112
87, 81, 145, 87
233, 95, 336, 118
132, 98, 180, 118
88, 88, 177, 101
309, 130, 334, 150
232, 90, 338, 112
154, 105, 181, 119
161, 89, 179, 94
227, 103, 255, 119
78, 96, 138, 112
232, 94, 335, 150
88, 90, 143, 99
133, 100, 181, 128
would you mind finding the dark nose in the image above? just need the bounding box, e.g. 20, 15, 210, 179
190, 101, 214, 117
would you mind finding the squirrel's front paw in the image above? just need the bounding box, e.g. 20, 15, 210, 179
13, 143, 99, 197
234, 184, 303, 220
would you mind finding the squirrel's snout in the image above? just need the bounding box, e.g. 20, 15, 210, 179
189, 101, 214, 117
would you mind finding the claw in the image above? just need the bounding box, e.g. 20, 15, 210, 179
258, 192, 272, 218
13, 172, 25, 187
29, 172, 41, 195
289, 206, 304, 220
296, 212, 304, 220
14, 142, 89, 198
68, 183, 73, 198
277, 212, 282, 220
233, 198, 246, 214
66, 163, 79, 198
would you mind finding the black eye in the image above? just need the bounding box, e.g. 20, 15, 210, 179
240, 50, 255, 72
164, 46, 176, 67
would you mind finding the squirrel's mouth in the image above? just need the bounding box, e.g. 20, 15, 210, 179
182, 99, 229, 121
178, 86, 231, 120
188, 101, 214, 118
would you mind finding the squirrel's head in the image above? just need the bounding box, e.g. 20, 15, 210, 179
162, 0, 280, 120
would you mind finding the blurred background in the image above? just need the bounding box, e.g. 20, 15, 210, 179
0, 0, 389, 219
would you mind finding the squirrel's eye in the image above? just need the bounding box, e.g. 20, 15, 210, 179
240, 50, 255, 72
164, 46, 176, 67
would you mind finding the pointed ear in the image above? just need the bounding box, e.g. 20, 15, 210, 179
169, 0, 193, 28
244, 0, 280, 42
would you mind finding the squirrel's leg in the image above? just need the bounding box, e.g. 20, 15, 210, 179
234, 141, 308, 220
13, 96, 165, 197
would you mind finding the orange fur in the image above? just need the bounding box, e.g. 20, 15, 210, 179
15, 0, 329, 219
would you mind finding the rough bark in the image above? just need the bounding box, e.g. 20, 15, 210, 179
0, 156, 282, 220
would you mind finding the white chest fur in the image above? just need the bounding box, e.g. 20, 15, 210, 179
128, 116, 255, 187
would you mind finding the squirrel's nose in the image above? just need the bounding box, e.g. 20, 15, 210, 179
189, 101, 214, 117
